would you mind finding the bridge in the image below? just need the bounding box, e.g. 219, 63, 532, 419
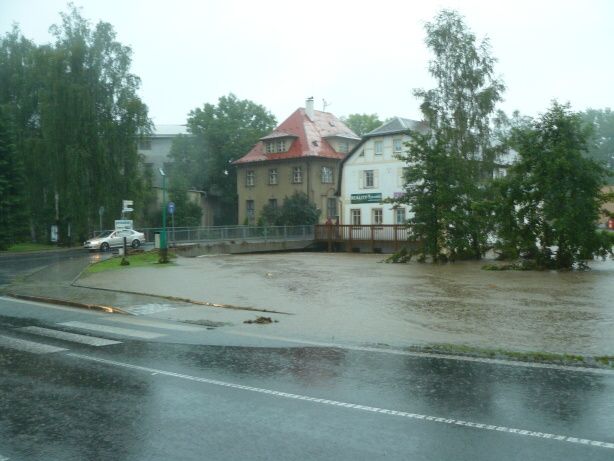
92, 224, 410, 255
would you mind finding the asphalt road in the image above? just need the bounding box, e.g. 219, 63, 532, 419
0, 249, 90, 286
1, 296, 613, 461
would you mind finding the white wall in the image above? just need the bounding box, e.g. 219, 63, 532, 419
339, 134, 411, 225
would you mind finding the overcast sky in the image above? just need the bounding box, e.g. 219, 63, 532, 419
1, 0, 613, 126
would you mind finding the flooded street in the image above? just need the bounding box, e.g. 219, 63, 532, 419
81, 253, 614, 356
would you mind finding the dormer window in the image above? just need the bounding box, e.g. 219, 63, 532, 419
265, 139, 288, 153
338, 141, 349, 153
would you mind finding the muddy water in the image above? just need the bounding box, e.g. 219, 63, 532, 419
182, 253, 614, 355
84, 252, 614, 355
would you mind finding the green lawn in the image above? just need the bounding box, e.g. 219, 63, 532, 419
85, 251, 175, 274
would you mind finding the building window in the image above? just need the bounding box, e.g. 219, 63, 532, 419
292, 166, 303, 184
363, 170, 374, 188
372, 208, 383, 225
269, 168, 278, 185
374, 140, 383, 156
395, 207, 406, 224
326, 198, 336, 218
246, 200, 255, 221
393, 138, 402, 153
268, 198, 278, 209
351, 209, 361, 225
246, 170, 255, 187
338, 141, 349, 153
266, 139, 287, 153
321, 166, 333, 184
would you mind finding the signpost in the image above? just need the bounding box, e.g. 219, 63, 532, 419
98, 206, 105, 232
114, 219, 133, 231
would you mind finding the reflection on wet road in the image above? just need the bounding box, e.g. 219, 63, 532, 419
1, 318, 613, 460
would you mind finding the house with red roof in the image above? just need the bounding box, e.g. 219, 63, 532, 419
234, 98, 359, 224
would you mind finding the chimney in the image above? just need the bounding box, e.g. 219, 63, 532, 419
305, 97, 315, 120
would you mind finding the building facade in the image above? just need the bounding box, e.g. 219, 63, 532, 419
234, 99, 359, 224
338, 117, 425, 225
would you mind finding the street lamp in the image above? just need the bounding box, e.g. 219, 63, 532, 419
159, 168, 168, 263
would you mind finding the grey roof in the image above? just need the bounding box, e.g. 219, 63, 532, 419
364, 117, 425, 137
152, 124, 189, 136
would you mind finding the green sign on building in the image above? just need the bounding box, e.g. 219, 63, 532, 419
351, 193, 383, 204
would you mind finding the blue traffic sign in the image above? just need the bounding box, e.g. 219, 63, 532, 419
167, 201, 175, 215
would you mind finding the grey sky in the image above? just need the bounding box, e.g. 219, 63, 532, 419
1, 0, 612, 125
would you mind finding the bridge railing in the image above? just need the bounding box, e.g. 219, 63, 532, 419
315, 224, 410, 242
93, 225, 315, 244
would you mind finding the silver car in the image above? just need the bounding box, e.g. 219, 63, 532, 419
83, 229, 146, 252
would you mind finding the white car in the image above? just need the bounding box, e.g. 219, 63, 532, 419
83, 229, 146, 252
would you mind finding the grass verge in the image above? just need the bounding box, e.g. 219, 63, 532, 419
85, 250, 176, 274
409, 343, 613, 369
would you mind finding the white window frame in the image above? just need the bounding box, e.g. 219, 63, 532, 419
351, 209, 361, 225
395, 207, 406, 224
266, 142, 274, 154
374, 140, 383, 156
321, 166, 333, 184
276, 139, 286, 153
269, 168, 278, 185
292, 166, 303, 184
372, 208, 383, 225
326, 197, 336, 218
268, 198, 278, 209
246, 170, 255, 187
393, 138, 402, 153
364, 170, 374, 188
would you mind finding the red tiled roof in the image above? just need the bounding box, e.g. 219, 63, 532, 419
234, 108, 359, 165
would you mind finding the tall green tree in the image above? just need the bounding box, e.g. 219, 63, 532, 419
0, 5, 151, 243
0, 108, 28, 249
397, 9, 505, 261
494, 102, 613, 269
340, 113, 382, 136
181, 94, 276, 224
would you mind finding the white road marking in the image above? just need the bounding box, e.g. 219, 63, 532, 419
121, 304, 177, 316
228, 331, 614, 376
68, 353, 614, 450
103, 316, 204, 332
0, 335, 67, 354
17, 326, 121, 347
59, 321, 164, 339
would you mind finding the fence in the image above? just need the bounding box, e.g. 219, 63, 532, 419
314, 224, 411, 251
93, 225, 315, 245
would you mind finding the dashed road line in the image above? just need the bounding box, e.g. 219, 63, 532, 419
59, 321, 164, 339
0, 335, 67, 354
227, 331, 614, 375
17, 326, 121, 347
68, 352, 614, 451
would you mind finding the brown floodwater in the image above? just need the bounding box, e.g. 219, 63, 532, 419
84, 252, 614, 355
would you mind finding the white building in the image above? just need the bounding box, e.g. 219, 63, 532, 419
338, 117, 425, 225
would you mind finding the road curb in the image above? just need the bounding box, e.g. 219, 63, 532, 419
71, 281, 293, 315
5, 292, 132, 315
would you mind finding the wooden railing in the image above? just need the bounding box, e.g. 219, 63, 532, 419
314, 224, 410, 251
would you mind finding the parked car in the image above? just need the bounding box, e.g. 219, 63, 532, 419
83, 229, 146, 252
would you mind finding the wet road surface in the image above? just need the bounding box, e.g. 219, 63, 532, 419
1, 297, 613, 460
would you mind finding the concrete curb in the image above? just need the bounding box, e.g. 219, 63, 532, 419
71, 282, 293, 315
6, 292, 132, 315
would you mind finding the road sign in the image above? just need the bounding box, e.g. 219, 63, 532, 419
122, 200, 134, 213
114, 220, 133, 230
167, 201, 175, 215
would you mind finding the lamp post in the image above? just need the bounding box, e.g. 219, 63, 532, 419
159, 168, 169, 263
